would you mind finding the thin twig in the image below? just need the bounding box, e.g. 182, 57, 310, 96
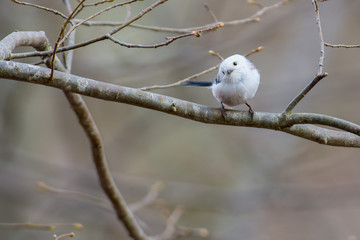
152, 206, 184, 240
11, 0, 68, 20
58, 0, 138, 47
283, 72, 328, 114
130, 181, 164, 212
106, 22, 223, 49
0, 222, 55, 230
62, 0, 76, 73
152, 205, 209, 239
9, 0, 284, 60
72, 0, 286, 32
283, 0, 327, 114
9, 22, 222, 59
84, 0, 118, 7
203, 3, 218, 22
38, 180, 163, 213
176, 226, 209, 238
0, 222, 82, 231
247, 0, 264, 9
312, 0, 325, 75
49, 0, 86, 81
225, 0, 286, 26
325, 42, 360, 48
245, 46, 264, 57
37, 181, 110, 208
208, 50, 224, 60
109, 0, 169, 36
125, 5, 132, 22
53, 232, 75, 240
13, 0, 169, 62
140, 64, 220, 91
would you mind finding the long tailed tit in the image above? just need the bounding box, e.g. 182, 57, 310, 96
182, 54, 260, 118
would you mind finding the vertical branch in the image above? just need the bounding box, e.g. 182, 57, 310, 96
312, 0, 325, 75
282, 0, 328, 114
63, 92, 149, 240
49, 0, 86, 81
60, 1, 149, 240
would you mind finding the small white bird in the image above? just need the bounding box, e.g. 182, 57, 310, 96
182, 54, 260, 118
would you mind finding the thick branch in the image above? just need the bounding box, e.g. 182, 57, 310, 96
1, 60, 359, 147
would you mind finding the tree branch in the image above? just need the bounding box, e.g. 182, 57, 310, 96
0, 60, 359, 147
283, 0, 328, 114
0, 31, 149, 240
283, 72, 328, 114
8, 0, 285, 60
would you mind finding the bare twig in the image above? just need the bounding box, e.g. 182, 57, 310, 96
9, 0, 169, 62
53, 232, 75, 240
245, 46, 264, 57
109, 0, 169, 36
247, 0, 264, 9
37, 181, 110, 209
283, 0, 327, 114
49, 0, 86, 81
152, 205, 209, 239
125, 5, 132, 22
58, 0, 138, 47
325, 42, 360, 48
225, 0, 287, 26
152, 206, 184, 240
11, 0, 68, 20
130, 181, 164, 212
8, 0, 285, 60
38, 180, 163, 213
1, 60, 359, 147
283, 72, 328, 114
203, 3, 218, 22
73, 0, 286, 32
0, 222, 82, 231
312, 0, 325, 75
176, 226, 209, 238
140, 64, 220, 91
62, 0, 76, 73
107, 22, 223, 49
209, 50, 224, 60
84, 0, 120, 7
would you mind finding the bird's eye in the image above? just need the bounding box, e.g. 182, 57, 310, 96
233, 61, 237, 66
222, 71, 225, 75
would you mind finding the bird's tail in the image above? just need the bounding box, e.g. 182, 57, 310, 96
181, 81, 213, 87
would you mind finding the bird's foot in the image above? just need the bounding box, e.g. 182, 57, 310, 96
220, 103, 226, 120
245, 102, 254, 118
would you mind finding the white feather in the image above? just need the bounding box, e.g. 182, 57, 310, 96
211, 54, 260, 108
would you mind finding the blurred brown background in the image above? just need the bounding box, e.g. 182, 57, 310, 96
0, 0, 360, 239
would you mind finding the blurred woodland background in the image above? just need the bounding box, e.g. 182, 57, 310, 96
0, 0, 360, 239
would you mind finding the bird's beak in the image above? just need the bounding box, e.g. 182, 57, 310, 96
227, 69, 233, 75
